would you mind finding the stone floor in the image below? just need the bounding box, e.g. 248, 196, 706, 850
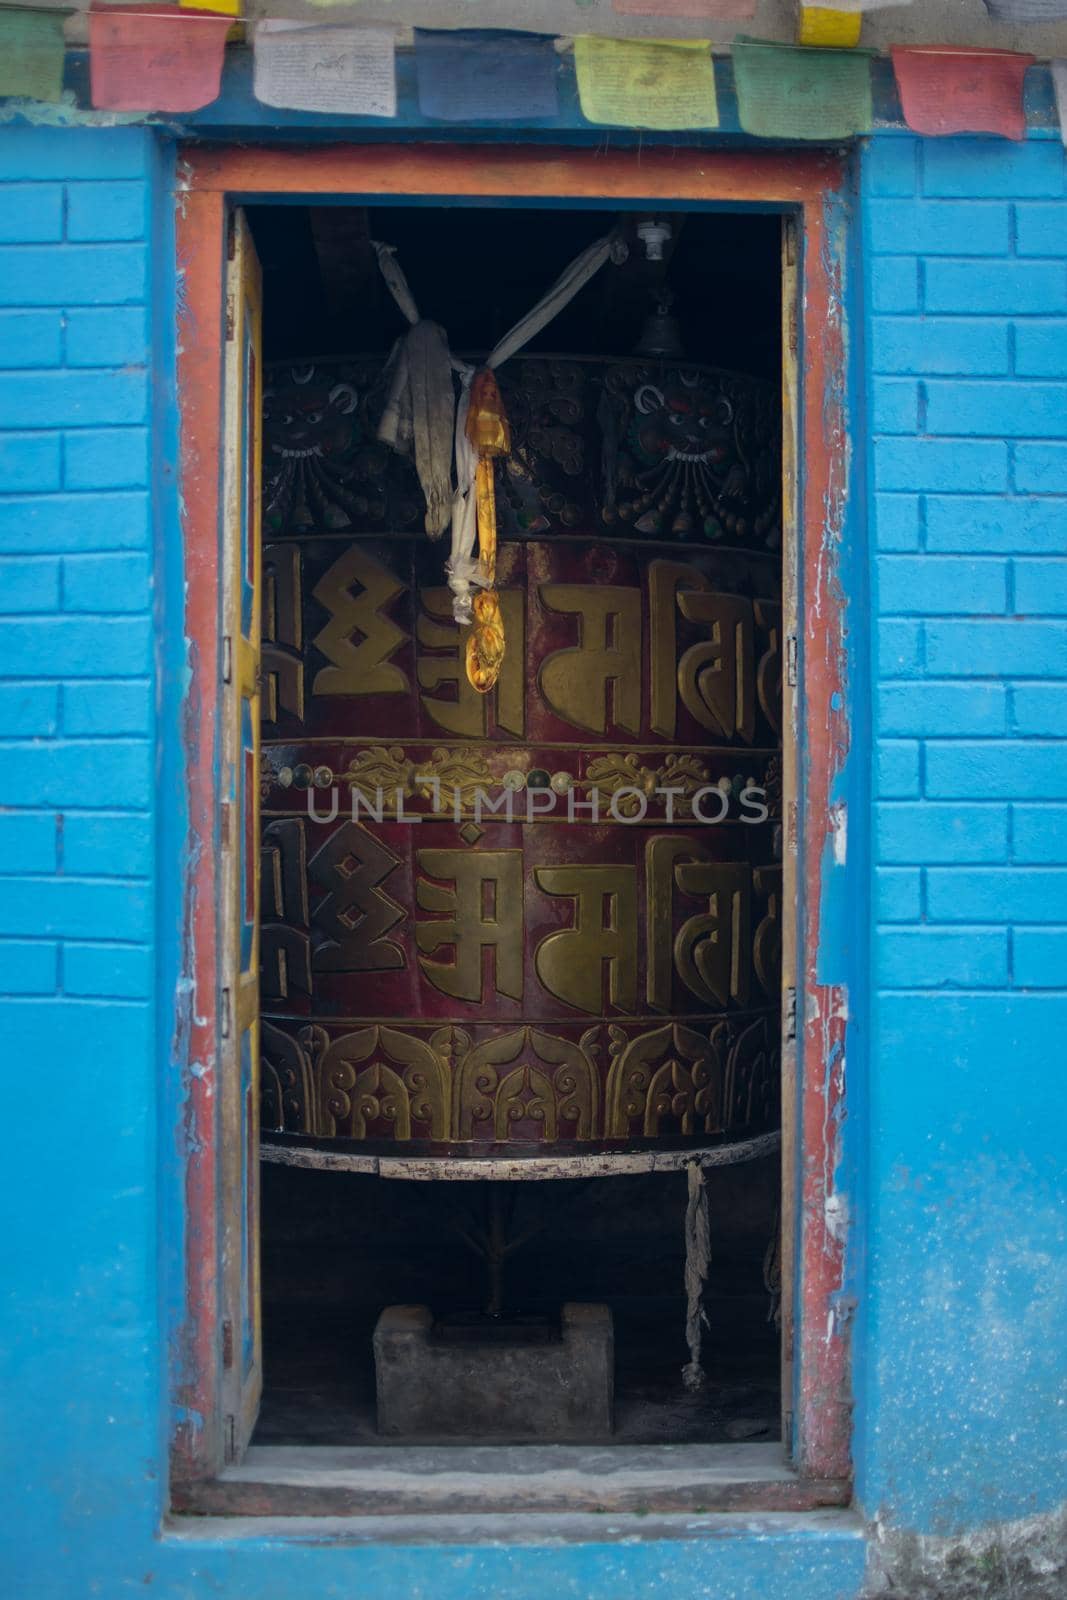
256, 1287, 780, 1447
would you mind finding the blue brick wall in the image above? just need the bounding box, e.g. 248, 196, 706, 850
859, 135, 1067, 1533
0, 130, 164, 1597
0, 129, 154, 1013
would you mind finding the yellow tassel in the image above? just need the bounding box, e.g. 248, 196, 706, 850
466, 589, 506, 695
464, 371, 510, 692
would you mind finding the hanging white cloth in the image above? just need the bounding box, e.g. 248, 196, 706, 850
371, 230, 619, 620
373, 242, 456, 540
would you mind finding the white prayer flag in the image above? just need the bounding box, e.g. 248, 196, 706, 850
253, 21, 396, 116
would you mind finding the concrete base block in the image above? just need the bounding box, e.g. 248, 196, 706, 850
374, 1303, 614, 1440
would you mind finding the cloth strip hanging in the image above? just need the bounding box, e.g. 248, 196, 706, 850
371, 229, 617, 642
682, 1159, 712, 1391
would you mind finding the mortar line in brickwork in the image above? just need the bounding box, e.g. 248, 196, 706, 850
1006, 558, 1017, 616
10, 802, 152, 817
1007, 925, 1016, 986
918, 493, 928, 552
918, 738, 927, 799
917, 256, 926, 316
1007, 323, 1017, 381
917, 380, 927, 434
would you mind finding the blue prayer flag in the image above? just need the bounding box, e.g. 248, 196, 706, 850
414, 29, 560, 123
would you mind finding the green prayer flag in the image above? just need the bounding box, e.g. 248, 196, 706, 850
0, 8, 67, 104
733, 36, 872, 141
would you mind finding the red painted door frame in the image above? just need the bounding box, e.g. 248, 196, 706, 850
172, 143, 853, 1490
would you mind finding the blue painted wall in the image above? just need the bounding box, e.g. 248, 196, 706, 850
0, 108, 1064, 1596
858, 133, 1067, 1537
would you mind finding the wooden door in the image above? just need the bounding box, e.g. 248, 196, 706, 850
219, 209, 263, 1460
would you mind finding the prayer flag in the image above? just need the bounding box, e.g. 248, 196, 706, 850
612, 0, 756, 18
733, 36, 872, 140
253, 21, 396, 117
797, 8, 863, 47
89, 3, 230, 112
793, 0, 911, 8
982, 0, 1067, 19
1051, 59, 1067, 147
0, 7, 67, 103
891, 46, 1033, 141
574, 36, 718, 130
414, 29, 559, 122
181, 0, 239, 16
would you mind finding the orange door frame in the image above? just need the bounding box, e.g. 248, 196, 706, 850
172, 143, 854, 1493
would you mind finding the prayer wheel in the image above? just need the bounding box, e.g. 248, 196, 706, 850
258, 354, 782, 1162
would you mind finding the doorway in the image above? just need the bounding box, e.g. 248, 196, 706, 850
249, 201, 784, 1447
171, 143, 854, 1500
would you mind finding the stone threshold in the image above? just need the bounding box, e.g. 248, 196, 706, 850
172, 1441, 851, 1519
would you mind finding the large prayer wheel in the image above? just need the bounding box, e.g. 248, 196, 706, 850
258, 355, 782, 1160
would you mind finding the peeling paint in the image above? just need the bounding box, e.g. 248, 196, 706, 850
864, 1504, 1067, 1600
0, 93, 143, 128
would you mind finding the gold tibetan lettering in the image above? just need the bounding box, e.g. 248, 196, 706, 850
311, 544, 409, 697
538, 584, 641, 735
646, 834, 717, 1012
677, 590, 755, 743
534, 864, 638, 1016
755, 599, 782, 736
648, 559, 710, 740
415, 849, 524, 1003
673, 860, 752, 1010
753, 864, 782, 998
417, 587, 525, 738
308, 821, 406, 972
262, 541, 305, 723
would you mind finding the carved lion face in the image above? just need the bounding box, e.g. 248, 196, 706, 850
632, 380, 735, 468
263, 366, 360, 465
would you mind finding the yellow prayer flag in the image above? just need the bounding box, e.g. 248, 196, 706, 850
797, 7, 863, 47
180, 0, 240, 13
574, 36, 718, 130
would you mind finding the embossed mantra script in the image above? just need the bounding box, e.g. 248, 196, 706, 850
258, 354, 783, 1157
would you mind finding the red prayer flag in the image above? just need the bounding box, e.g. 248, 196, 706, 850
891, 46, 1033, 141
90, 2, 231, 112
